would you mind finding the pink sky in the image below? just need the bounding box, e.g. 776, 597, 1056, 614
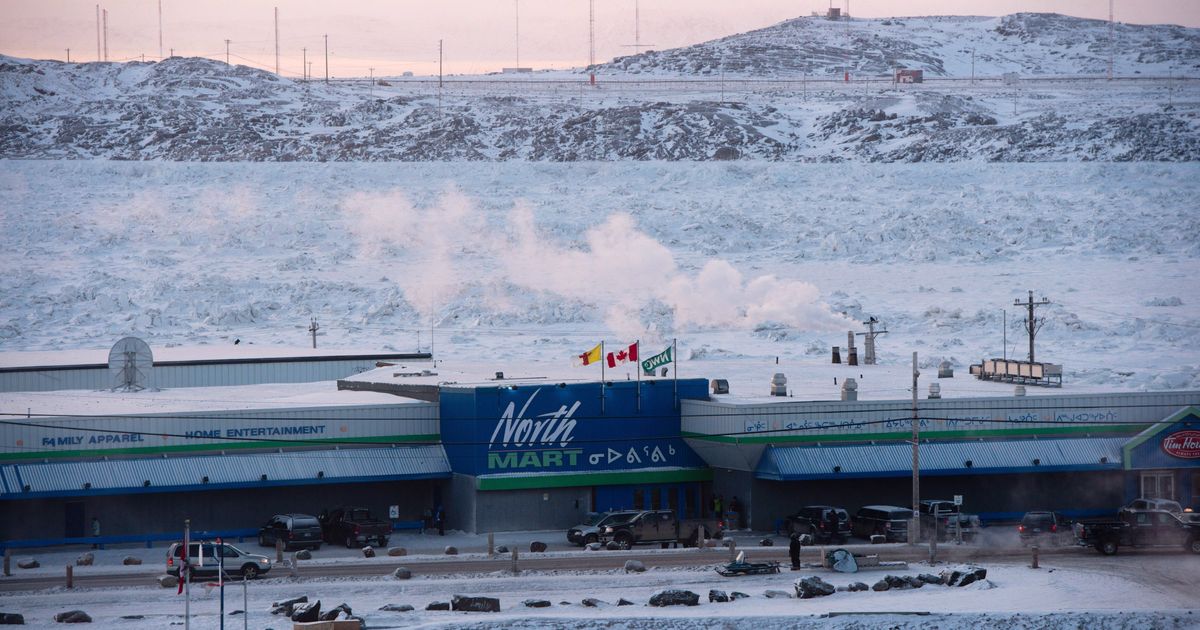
3, 1, 1197, 77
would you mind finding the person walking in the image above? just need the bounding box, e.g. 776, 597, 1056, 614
730, 496, 743, 529
713, 495, 723, 519
435, 504, 445, 536
90, 517, 101, 549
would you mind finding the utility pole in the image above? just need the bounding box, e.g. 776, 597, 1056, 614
1014, 290, 1051, 363
621, 1, 656, 56
1108, 0, 1114, 80
368, 67, 374, 95
66, 48, 71, 63
970, 48, 975, 84
158, 0, 162, 59
324, 34, 328, 83
103, 9, 108, 61
910, 351, 920, 545
302, 47, 306, 80
225, 39, 230, 65
515, 0, 520, 69
438, 39, 444, 115
170, 47, 174, 57
856, 316, 887, 365
96, 4, 101, 62
274, 7, 280, 76
309, 319, 319, 349
588, 0, 595, 84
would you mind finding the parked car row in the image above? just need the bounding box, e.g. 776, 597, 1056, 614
781, 500, 980, 544
566, 509, 724, 548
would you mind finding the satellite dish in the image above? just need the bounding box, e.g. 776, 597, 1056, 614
108, 337, 154, 392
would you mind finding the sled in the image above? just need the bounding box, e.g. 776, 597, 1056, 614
716, 552, 781, 576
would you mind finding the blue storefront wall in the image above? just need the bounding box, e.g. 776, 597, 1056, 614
1122, 407, 1200, 507
440, 378, 711, 487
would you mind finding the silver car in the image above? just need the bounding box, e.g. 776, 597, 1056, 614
166, 541, 272, 579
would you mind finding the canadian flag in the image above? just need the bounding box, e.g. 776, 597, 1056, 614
606, 342, 639, 368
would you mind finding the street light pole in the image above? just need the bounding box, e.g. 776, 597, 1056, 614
910, 351, 920, 544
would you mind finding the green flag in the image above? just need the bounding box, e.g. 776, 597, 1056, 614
641, 346, 673, 376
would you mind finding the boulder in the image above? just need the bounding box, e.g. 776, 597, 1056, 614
870, 535, 887, 545
522, 600, 551, 608
871, 580, 890, 592
795, 577, 836, 599
386, 547, 407, 557
53, 611, 91, 623
763, 590, 792, 599
617, 599, 634, 606
0, 613, 25, 625
392, 567, 412, 580
648, 590, 699, 607
939, 569, 963, 586
319, 603, 352, 621
903, 576, 925, 589
495, 546, 509, 554
705, 539, 718, 547
730, 592, 750, 600
451, 595, 500, 613
957, 568, 987, 587
361, 546, 375, 558
708, 589, 729, 603
529, 541, 547, 553
226, 611, 242, 616
585, 542, 601, 551
425, 602, 449, 611
295, 549, 312, 560
605, 541, 623, 551
121, 556, 142, 566
271, 596, 308, 614
880, 575, 905, 589
443, 546, 458, 555
581, 598, 606, 608
378, 604, 414, 612
74, 553, 94, 567
847, 582, 869, 592
623, 560, 645, 573
918, 573, 943, 585
291, 601, 321, 623
16, 559, 38, 570
759, 538, 774, 546
156, 574, 179, 588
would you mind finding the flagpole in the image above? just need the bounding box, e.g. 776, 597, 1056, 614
673, 338, 678, 410
600, 340, 606, 415
184, 519, 191, 630
635, 339, 641, 413
218, 537, 225, 630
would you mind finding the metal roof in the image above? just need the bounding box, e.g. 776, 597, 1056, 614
0, 446, 451, 499
756, 437, 1126, 481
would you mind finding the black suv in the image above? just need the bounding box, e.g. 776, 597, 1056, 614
852, 505, 911, 542
785, 506, 850, 543
1018, 511, 1073, 546
258, 513, 324, 550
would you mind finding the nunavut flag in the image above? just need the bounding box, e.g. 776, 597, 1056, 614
573, 343, 603, 367
606, 342, 639, 368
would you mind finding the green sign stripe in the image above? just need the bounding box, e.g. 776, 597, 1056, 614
1, 434, 441, 461
682, 423, 1149, 445
477, 468, 712, 491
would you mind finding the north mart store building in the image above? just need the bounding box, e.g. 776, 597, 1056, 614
682, 391, 1200, 530
2, 377, 1198, 541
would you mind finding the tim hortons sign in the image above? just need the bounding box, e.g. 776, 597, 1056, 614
1161, 430, 1200, 459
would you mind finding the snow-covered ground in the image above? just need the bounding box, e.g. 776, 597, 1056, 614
2, 536, 1197, 629
2, 160, 1197, 397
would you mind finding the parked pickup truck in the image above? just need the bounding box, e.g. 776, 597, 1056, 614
1074, 499, 1200, 555
597, 509, 723, 548
319, 506, 391, 548
567, 510, 640, 546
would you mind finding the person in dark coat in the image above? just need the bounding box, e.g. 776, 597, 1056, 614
435, 504, 445, 536
789, 531, 803, 569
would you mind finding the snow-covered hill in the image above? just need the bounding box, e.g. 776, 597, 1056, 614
1, 12, 1197, 163
599, 13, 1200, 77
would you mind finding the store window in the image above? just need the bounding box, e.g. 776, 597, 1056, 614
1140, 471, 1174, 500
